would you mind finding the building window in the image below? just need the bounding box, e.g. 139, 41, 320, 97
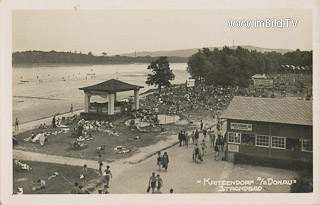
256, 135, 269, 147
228, 132, 241, 144
271, 136, 285, 149
302, 140, 312, 152
241, 133, 255, 146
286, 138, 301, 151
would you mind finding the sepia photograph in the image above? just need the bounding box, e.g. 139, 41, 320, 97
1, 0, 320, 204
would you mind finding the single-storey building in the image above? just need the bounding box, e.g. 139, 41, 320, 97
221, 96, 312, 166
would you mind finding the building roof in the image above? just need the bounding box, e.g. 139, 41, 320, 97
252, 74, 267, 79
79, 79, 144, 93
221, 96, 312, 126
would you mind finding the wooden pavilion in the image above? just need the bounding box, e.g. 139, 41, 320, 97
79, 79, 144, 120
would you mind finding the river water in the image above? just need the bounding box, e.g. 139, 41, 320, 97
13, 63, 190, 123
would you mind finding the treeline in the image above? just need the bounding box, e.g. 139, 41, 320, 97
12, 50, 188, 65
187, 46, 312, 87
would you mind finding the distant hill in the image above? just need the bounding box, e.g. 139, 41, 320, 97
120, 45, 293, 57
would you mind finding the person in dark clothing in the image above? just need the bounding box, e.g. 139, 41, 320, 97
182, 131, 186, 146
178, 130, 183, 147
162, 152, 169, 171
52, 116, 56, 128
98, 154, 103, 175
194, 130, 200, 145
200, 120, 203, 130
157, 151, 162, 170
78, 124, 83, 136
203, 127, 207, 139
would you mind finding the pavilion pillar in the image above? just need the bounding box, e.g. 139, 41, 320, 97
134, 90, 139, 110
84, 92, 91, 112
108, 93, 115, 115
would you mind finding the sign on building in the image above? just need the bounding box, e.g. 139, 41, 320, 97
231, 122, 252, 131
228, 144, 239, 152
254, 79, 274, 88
186, 79, 195, 87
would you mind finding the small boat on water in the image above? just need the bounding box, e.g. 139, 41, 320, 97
18, 80, 29, 84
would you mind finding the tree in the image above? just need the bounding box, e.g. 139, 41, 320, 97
146, 56, 175, 93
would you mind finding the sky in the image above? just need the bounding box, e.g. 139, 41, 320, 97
12, 9, 312, 56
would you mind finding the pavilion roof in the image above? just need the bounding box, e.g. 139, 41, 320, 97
79, 79, 144, 93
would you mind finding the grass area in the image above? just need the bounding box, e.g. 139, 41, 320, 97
13, 160, 99, 194
14, 115, 169, 161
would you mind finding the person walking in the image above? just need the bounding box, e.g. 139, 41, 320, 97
156, 174, 163, 192
15, 118, 19, 130
162, 152, 169, 171
157, 151, 162, 170
103, 165, 112, 188
194, 129, 199, 145
148, 172, 157, 194
98, 154, 103, 175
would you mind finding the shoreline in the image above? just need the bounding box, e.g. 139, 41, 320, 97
15, 83, 185, 125
12, 62, 147, 68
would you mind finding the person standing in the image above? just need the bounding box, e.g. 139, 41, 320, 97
52, 116, 56, 128
149, 172, 157, 194
193, 144, 200, 163
200, 120, 203, 130
70, 104, 74, 113
156, 174, 163, 192
201, 139, 207, 157
210, 130, 215, 147
157, 151, 162, 170
191, 131, 195, 144
182, 131, 186, 146
81, 164, 89, 185
103, 165, 112, 188
162, 152, 169, 171
194, 130, 199, 145
178, 130, 183, 147
214, 142, 220, 161
98, 154, 103, 175
203, 127, 207, 140
185, 132, 190, 148
15, 118, 19, 130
